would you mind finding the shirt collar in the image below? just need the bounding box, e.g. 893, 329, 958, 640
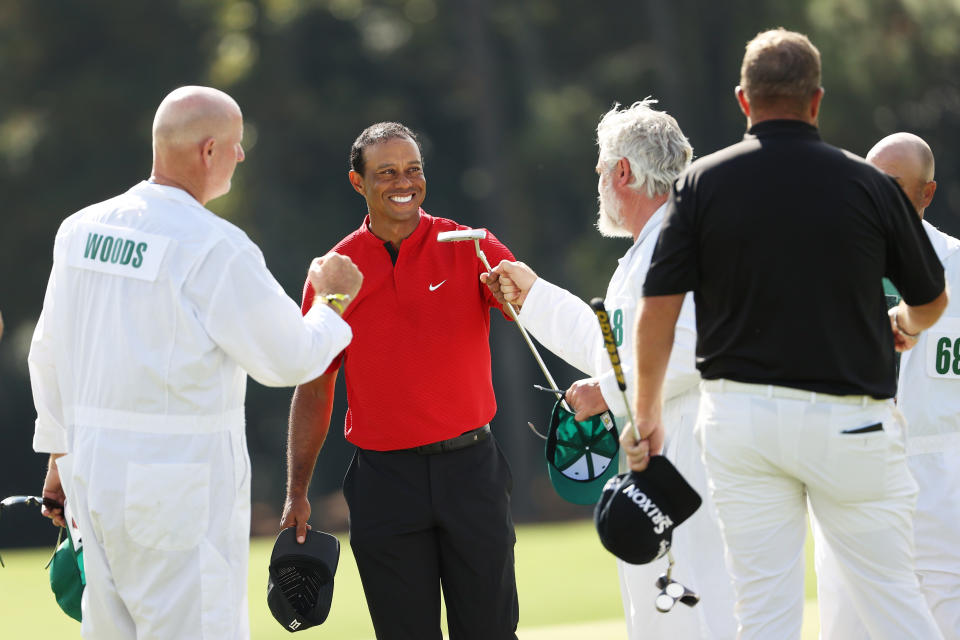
132, 180, 204, 208
745, 119, 821, 141
923, 219, 960, 261
621, 202, 668, 264
359, 209, 432, 248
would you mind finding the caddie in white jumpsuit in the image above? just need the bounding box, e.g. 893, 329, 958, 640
898, 219, 960, 637
817, 133, 960, 640
488, 100, 736, 640
29, 87, 360, 640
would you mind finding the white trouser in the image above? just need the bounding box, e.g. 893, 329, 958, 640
59, 420, 252, 639
817, 446, 960, 639
911, 449, 960, 638
697, 380, 943, 640
619, 390, 737, 640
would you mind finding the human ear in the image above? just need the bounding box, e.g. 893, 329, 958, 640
348, 170, 365, 196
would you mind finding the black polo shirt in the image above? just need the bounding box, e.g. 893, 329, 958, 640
643, 119, 944, 397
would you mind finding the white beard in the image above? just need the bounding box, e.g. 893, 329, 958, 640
596, 180, 631, 238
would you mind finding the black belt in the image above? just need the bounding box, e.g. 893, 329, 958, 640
410, 425, 491, 455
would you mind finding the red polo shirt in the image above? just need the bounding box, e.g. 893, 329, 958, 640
302, 211, 514, 450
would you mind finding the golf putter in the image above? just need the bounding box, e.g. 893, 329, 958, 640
653, 551, 700, 613
437, 229, 571, 412
590, 298, 637, 440
0, 495, 64, 568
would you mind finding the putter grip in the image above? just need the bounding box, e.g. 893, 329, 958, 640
590, 298, 628, 391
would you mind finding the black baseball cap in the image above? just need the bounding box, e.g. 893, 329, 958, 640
593, 456, 702, 564
267, 528, 340, 632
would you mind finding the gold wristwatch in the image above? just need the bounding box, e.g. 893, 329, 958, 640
321, 293, 350, 315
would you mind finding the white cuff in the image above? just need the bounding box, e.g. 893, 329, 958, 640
597, 369, 629, 418
516, 277, 550, 324
33, 422, 68, 454
304, 303, 353, 349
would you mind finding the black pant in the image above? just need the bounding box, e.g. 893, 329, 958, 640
343, 436, 519, 640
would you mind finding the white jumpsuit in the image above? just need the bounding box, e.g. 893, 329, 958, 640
816, 219, 960, 639
900, 221, 960, 638
29, 181, 352, 639
517, 205, 737, 639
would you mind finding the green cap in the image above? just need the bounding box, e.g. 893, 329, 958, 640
544, 399, 620, 505
49, 528, 84, 622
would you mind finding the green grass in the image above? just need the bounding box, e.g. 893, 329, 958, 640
0, 519, 819, 639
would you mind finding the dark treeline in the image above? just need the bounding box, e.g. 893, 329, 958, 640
2, 0, 959, 547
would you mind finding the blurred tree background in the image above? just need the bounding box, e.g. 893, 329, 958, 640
2, 0, 959, 547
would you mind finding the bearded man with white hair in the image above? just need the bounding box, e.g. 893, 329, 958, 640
487, 99, 737, 639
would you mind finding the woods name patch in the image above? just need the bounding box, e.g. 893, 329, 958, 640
67, 222, 170, 282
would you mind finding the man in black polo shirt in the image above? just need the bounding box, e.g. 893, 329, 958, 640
623, 28, 948, 639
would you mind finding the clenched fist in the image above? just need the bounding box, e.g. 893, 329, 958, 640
308, 253, 363, 313
482, 260, 538, 307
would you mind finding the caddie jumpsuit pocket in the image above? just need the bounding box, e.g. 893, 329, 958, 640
124, 462, 210, 550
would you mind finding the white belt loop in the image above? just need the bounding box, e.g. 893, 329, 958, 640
766, 385, 773, 398
861, 396, 868, 408
810, 391, 817, 404
718, 379, 725, 392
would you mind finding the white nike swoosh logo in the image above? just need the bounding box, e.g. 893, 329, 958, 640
429, 280, 446, 291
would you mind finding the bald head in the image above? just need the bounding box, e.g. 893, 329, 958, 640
150, 86, 245, 205
153, 86, 241, 151
867, 132, 936, 217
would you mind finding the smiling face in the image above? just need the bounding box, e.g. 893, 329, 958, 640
349, 136, 426, 241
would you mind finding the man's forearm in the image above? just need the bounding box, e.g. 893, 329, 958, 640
286, 372, 337, 498
898, 286, 949, 335
41, 453, 67, 526
517, 278, 606, 377
633, 294, 685, 426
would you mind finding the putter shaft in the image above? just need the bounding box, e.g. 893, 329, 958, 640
474, 240, 571, 412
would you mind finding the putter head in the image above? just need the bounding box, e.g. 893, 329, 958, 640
0, 495, 42, 510
654, 573, 700, 612
437, 229, 486, 243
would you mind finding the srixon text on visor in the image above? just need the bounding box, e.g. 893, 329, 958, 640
622, 485, 675, 534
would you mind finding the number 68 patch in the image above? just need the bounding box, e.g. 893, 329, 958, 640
926, 318, 960, 379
